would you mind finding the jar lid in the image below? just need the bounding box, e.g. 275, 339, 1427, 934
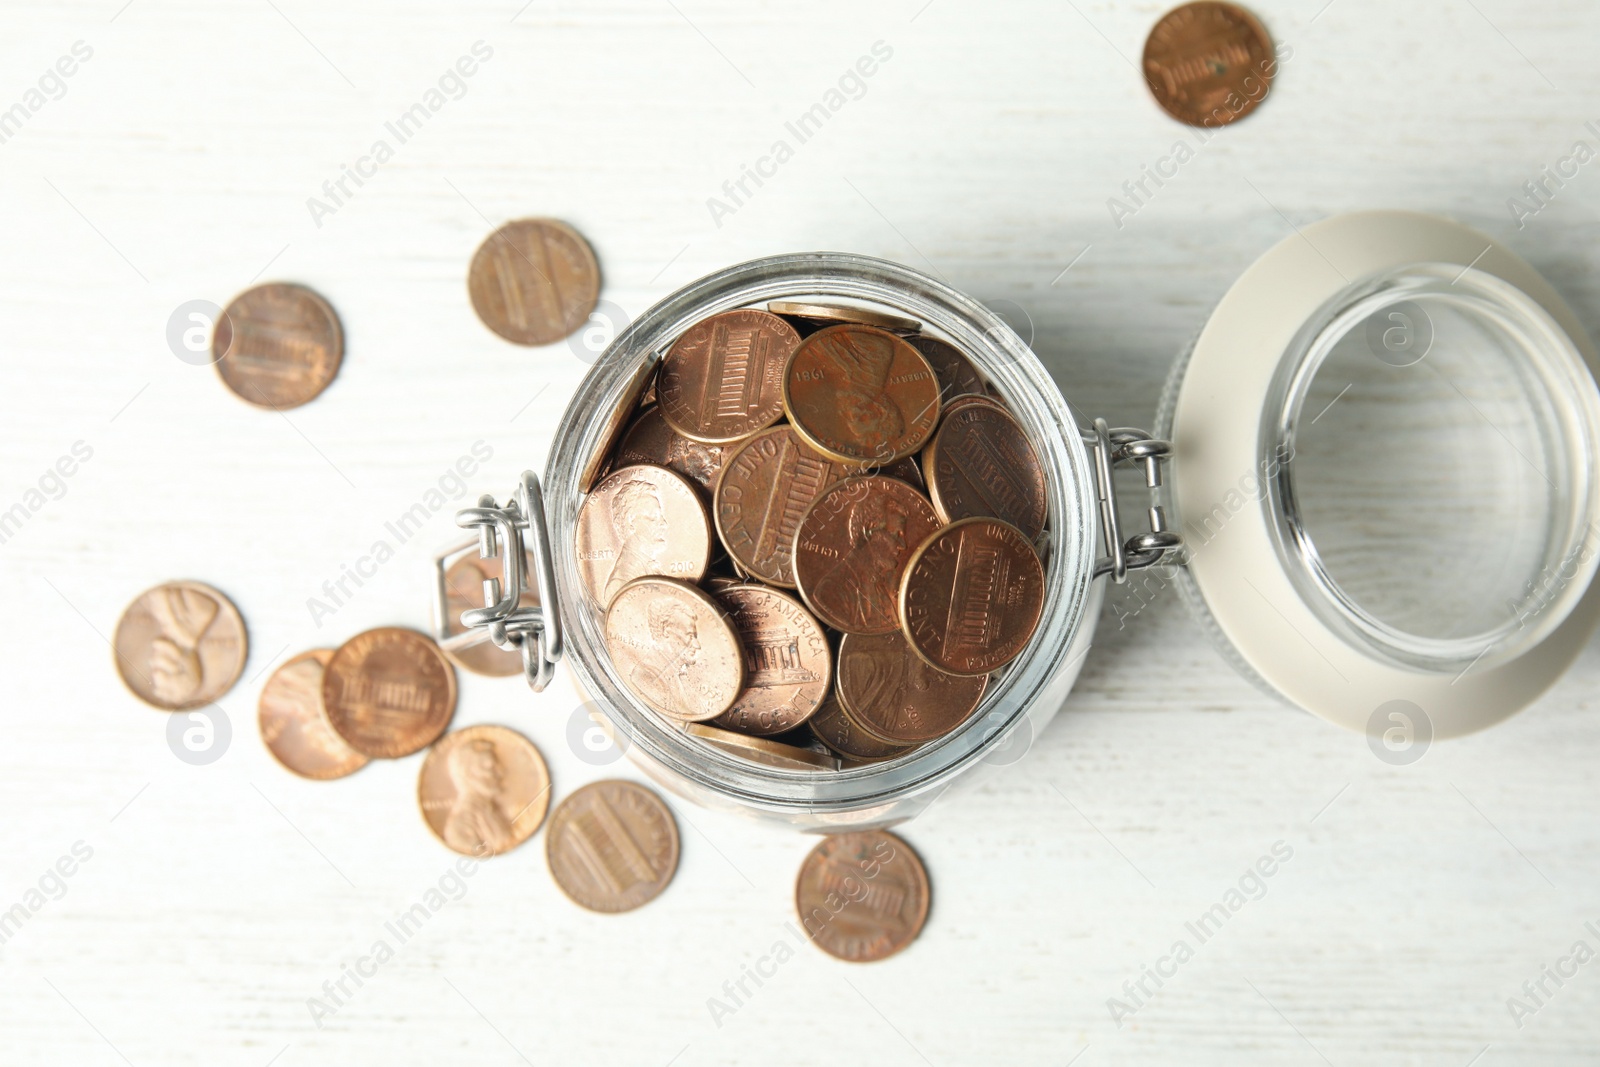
1163, 210, 1600, 738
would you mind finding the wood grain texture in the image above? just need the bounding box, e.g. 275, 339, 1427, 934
2, 1, 1599, 1064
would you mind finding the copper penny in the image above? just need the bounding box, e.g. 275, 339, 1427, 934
213, 283, 342, 409
923, 396, 1048, 540
546, 779, 679, 913
113, 580, 248, 711
658, 309, 799, 443
581, 356, 658, 492
793, 476, 941, 635
907, 335, 987, 401
767, 300, 920, 334
418, 725, 550, 857
783, 324, 941, 464
900, 518, 1045, 675
615, 405, 729, 495
713, 427, 864, 587
576, 464, 711, 608
709, 585, 831, 737
322, 627, 457, 758
1143, 1, 1275, 128
440, 553, 538, 678
604, 577, 744, 723
809, 696, 915, 763
795, 830, 930, 962
684, 723, 837, 771
468, 218, 600, 345
836, 630, 987, 745
258, 649, 368, 780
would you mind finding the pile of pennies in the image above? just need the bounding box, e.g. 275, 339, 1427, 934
579, 300, 1049, 769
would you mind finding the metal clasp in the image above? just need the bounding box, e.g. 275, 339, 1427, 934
433, 470, 563, 692
1086, 418, 1181, 583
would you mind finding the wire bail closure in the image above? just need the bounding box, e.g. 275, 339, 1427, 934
1087, 418, 1181, 582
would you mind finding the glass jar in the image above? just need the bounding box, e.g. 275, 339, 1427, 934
441, 252, 1175, 830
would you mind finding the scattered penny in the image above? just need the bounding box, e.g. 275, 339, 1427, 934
709, 585, 831, 737
1143, 1, 1276, 128
322, 627, 457, 758
793, 476, 941, 635
795, 830, 930, 962
546, 779, 679, 913
418, 725, 550, 857
836, 630, 987, 746
604, 577, 744, 723
900, 518, 1045, 675
113, 580, 248, 711
809, 697, 915, 763
768, 300, 920, 334
615, 405, 729, 495
658, 309, 799, 443
782, 324, 941, 464
923, 395, 1048, 539
576, 464, 711, 609
468, 218, 600, 345
684, 723, 838, 770
213, 283, 343, 409
258, 649, 368, 780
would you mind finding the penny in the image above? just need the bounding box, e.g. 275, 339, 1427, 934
923, 396, 1048, 539
581, 355, 659, 492
795, 830, 930, 962
418, 725, 550, 857
684, 723, 838, 770
793, 476, 941, 635
709, 585, 831, 737
547, 779, 679, 913
900, 518, 1046, 675
768, 300, 920, 334
441, 553, 537, 677
322, 628, 457, 758
1143, 1, 1275, 128
258, 649, 368, 780
113, 580, 248, 711
212, 283, 342, 409
658, 309, 798, 443
783, 324, 941, 464
836, 630, 987, 745
907, 334, 987, 401
809, 696, 915, 763
605, 577, 744, 723
576, 464, 711, 608
467, 218, 600, 345
713, 427, 864, 587
615, 405, 729, 495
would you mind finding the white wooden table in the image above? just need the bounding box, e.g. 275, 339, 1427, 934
4, 1, 1599, 1063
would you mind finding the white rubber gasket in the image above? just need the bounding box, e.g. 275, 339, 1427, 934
1167, 210, 1600, 738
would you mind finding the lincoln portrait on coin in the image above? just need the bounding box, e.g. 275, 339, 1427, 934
630, 598, 705, 718
812, 493, 909, 629
443, 738, 516, 855
816, 329, 905, 447
604, 478, 669, 603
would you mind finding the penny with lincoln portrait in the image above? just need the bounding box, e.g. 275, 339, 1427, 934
713, 426, 866, 588
213, 283, 343, 410
604, 577, 744, 723
836, 630, 987, 746
114, 580, 248, 711
808, 696, 915, 763
709, 585, 832, 737
782, 324, 941, 464
922, 396, 1048, 540
658, 309, 798, 444
899, 518, 1045, 676
614, 405, 728, 495
418, 725, 550, 857
322, 628, 457, 758
258, 649, 369, 780
795, 830, 930, 962
547, 779, 679, 913
793, 476, 941, 635
576, 464, 711, 608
